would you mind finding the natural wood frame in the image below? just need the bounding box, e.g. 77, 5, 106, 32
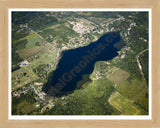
0, 0, 160, 127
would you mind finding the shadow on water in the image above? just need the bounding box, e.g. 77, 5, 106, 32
42, 31, 126, 96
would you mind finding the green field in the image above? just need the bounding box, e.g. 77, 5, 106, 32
89, 65, 148, 115
12, 44, 57, 90
108, 67, 130, 85
108, 91, 146, 115
30, 49, 57, 69
43, 78, 120, 115
26, 35, 43, 48
17, 46, 43, 59
44, 23, 61, 30
12, 66, 38, 89
108, 66, 148, 113
38, 24, 79, 43
13, 33, 36, 44
15, 101, 38, 114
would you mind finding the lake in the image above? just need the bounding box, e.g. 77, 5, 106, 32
42, 31, 125, 96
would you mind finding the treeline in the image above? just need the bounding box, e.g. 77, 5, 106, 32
12, 89, 37, 115
112, 12, 148, 80
113, 50, 143, 80
12, 49, 23, 71
43, 79, 120, 115
12, 28, 29, 42
38, 24, 78, 43
33, 64, 49, 82
12, 12, 58, 31
12, 39, 28, 71
11, 12, 57, 71
82, 12, 119, 18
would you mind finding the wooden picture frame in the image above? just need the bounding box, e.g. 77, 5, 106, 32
0, 0, 160, 127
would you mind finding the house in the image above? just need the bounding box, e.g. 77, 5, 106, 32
19, 60, 30, 67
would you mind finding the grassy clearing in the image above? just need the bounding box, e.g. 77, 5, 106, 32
108, 67, 130, 85
116, 78, 148, 112
17, 46, 43, 59
108, 91, 146, 115
12, 66, 38, 89
30, 49, 57, 69
116, 79, 147, 101
13, 34, 37, 44
108, 67, 148, 113
44, 23, 61, 30
26, 35, 43, 48
13, 42, 57, 89
16, 101, 37, 114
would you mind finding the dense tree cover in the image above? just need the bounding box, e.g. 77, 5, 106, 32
135, 92, 148, 112
82, 12, 119, 18
129, 12, 148, 51
12, 49, 23, 71
12, 12, 58, 31
76, 74, 91, 89
113, 51, 142, 79
33, 64, 48, 82
12, 89, 37, 115
56, 12, 77, 19
38, 24, 78, 43
43, 79, 120, 115
112, 12, 148, 80
12, 39, 28, 71
12, 29, 29, 43
13, 39, 28, 50
111, 12, 149, 113
134, 12, 148, 26
118, 12, 136, 18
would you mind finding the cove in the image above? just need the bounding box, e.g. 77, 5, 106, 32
42, 31, 125, 96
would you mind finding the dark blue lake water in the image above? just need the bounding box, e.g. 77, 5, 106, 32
42, 32, 125, 96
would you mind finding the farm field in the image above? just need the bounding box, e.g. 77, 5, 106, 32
12, 66, 38, 89
108, 91, 146, 115
108, 67, 148, 113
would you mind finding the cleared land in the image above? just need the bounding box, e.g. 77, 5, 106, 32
17, 46, 43, 59
16, 101, 38, 114
30, 49, 57, 68
13, 33, 36, 44
108, 67, 130, 86
108, 91, 145, 115
12, 67, 38, 89
108, 66, 148, 113
26, 35, 43, 48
